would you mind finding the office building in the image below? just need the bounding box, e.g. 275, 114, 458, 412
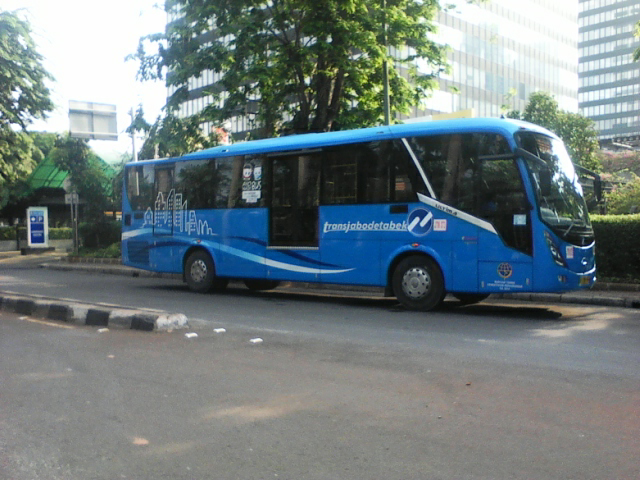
411, 0, 579, 120
578, 0, 640, 147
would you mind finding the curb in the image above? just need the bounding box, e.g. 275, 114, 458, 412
493, 292, 640, 309
0, 292, 189, 331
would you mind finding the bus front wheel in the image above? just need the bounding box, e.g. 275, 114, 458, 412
392, 256, 445, 311
185, 250, 227, 293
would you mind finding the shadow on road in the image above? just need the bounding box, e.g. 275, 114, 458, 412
136, 282, 565, 321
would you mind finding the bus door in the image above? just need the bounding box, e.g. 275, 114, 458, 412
476, 156, 533, 292
150, 166, 175, 270
267, 152, 322, 282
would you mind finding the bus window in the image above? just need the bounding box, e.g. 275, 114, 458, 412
126, 165, 154, 211
406, 133, 511, 215
229, 155, 266, 208
174, 158, 234, 209
322, 140, 422, 205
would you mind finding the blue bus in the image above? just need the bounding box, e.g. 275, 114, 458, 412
122, 118, 599, 311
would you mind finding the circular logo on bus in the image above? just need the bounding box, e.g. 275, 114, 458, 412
407, 208, 433, 236
497, 262, 513, 279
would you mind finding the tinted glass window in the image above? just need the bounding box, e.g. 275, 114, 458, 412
406, 133, 511, 216
126, 165, 154, 211
322, 140, 422, 205
174, 158, 234, 209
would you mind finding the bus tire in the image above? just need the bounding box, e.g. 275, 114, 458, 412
453, 293, 489, 305
185, 250, 224, 293
244, 279, 281, 291
392, 256, 445, 311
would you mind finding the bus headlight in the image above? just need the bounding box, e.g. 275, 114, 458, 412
544, 231, 567, 267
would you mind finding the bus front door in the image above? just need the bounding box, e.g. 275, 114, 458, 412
267, 154, 321, 282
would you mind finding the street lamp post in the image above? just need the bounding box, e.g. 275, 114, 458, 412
382, 0, 391, 125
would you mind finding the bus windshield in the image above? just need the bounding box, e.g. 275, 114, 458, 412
516, 132, 593, 243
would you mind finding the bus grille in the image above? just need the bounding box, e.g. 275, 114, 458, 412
127, 240, 150, 265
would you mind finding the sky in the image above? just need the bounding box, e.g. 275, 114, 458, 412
5, 0, 167, 162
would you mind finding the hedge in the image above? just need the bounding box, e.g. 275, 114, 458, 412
591, 214, 640, 282
0, 226, 72, 240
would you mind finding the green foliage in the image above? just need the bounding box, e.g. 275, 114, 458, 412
138, 113, 220, 160
0, 10, 54, 130
591, 214, 640, 282
78, 219, 121, 249
0, 226, 16, 240
605, 174, 640, 215
597, 150, 640, 176
0, 130, 39, 208
130, 0, 448, 137
73, 242, 121, 259
0, 10, 54, 207
508, 92, 601, 172
0, 226, 71, 240
49, 227, 72, 240
50, 136, 114, 218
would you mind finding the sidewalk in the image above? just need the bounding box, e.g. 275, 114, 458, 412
1, 250, 638, 309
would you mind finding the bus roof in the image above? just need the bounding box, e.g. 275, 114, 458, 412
131, 117, 557, 166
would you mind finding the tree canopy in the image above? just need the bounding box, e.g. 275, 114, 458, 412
0, 10, 54, 208
50, 136, 114, 218
130, 0, 449, 138
507, 92, 601, 172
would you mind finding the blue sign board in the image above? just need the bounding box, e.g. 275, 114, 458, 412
27, 206, 48, 247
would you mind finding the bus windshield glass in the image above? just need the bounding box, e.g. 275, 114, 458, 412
516, 132, 592, 241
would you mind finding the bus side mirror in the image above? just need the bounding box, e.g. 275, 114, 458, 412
539, 170, 552, 196
594, 176, 603, 203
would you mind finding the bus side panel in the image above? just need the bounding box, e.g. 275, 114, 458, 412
265, 249, 322, 283
478, 230, 533, 293
318, 205, 387, 286
215, 208, 267, 279
447, 220, 480, 293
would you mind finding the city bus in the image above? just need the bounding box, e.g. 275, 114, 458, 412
121, 117, 599, 311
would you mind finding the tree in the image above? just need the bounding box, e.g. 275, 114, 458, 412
129, 0, 451, 137
508, 92, 601, 172
137, 113, 221, 160
0, 10, 54, 207
50, 136, 113, 219
606, 175, 640, 214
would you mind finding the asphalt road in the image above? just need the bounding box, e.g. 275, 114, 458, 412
1, 263, 639, 478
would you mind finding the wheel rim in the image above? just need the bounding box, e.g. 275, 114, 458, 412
401, 266, 431, 300
190, 259, 208, 283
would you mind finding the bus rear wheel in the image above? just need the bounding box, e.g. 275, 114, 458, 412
453, 293, 489, 305
392, 256, 445, 311
185, 250, 227, 293
244, 279, 280, 291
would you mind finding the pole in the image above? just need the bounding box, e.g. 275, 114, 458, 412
73, 194, 79, 255
130, 108, 138, 162
382, 0, 391, 125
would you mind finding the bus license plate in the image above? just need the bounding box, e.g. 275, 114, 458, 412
580, 276, 590, 286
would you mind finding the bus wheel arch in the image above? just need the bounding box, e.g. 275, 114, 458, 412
390, 253, 446, 311
183, 248, 228, 293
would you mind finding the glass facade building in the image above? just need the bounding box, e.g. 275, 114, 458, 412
412, 0, 579, 120
578, 0, 640, 144
169, 1, 579, 134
